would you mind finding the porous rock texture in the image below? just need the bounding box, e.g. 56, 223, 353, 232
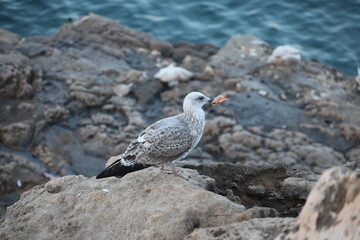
185, 217, 294, 240
184, 166, 359, 240
0, 168, 250, 240
277, 167, 360, 240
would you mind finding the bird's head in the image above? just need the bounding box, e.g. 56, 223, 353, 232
183, 92, 212, 113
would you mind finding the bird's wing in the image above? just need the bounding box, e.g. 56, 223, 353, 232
122, 117, 194, 165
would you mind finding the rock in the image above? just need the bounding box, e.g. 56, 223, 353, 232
0, 29, 21, 52
113, 83, 132, 97
281, 177, 313, 200
182, 163, 318, 217
0, 168, 248, 240
278, 167, 360, 240
146, 39, 173, 57
91, 113, 114, 125
211, 34, 271, 77
0, 51, 42, 99
347, 146, 360, 163
0, 152, 47, 218
185, 217, 295, 240
43, 105, 69, 124
0, 122, 34, 149
15, 42, 51, 58
203, 65, 215, 77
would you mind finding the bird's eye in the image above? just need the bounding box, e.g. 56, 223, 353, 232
197, 96, 204, 100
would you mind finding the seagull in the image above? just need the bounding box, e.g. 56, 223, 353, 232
96, 92, 217, 179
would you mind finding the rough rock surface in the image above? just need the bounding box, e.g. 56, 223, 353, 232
277, 167, 360, 240
185, 217, 294, 240
180, 162, 318, 217
0, 152, 47, 217
0, 168, 249, 240
184, 166, 359, 240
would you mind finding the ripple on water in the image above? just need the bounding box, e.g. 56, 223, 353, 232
0, 0, 359, 75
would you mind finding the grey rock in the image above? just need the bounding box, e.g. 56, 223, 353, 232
0, 29, 20, 52
0, 122, 34, 149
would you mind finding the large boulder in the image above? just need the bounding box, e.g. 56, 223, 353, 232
277, 167, 360, 240
0, 168, 248, 240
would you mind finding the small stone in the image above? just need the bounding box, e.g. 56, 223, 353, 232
203, 65, 215, 76
16, 179, 22, 187
150, 50, 161, 57
279, 93, 287, 101
113, 83, 132, 97
258, 90, 268, 96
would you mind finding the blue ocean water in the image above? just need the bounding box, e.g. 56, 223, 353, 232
0, 0, 359, 75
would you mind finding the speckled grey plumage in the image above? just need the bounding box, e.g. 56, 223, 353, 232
96, 92, 211, 179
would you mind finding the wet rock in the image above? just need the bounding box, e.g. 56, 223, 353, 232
278, 167, 360, 240
185, 217, 295, 240
0, 168, 247, 240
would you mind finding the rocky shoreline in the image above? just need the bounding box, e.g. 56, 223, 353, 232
0, 14, 359, 239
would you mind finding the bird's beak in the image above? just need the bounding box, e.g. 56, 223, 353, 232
207, 98, 213, 104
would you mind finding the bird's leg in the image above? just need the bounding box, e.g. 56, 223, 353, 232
171, 164, 178, 174
160, 164, 173, 174
171, 163, 189, 180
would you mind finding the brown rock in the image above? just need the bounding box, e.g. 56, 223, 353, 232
0, 152, 47, 218
185, 217, 295, 240
0, 168, 247, 240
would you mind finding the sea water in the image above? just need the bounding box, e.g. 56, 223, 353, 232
0, 0, 359, 75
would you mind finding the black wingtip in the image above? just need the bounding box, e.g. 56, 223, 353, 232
96, 161, 152, 179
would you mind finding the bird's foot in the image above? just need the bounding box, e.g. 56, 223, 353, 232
173, 172, 189, 180
159, 165, 189, 180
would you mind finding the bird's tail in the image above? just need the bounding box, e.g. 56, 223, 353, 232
96, 157, 152, 179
